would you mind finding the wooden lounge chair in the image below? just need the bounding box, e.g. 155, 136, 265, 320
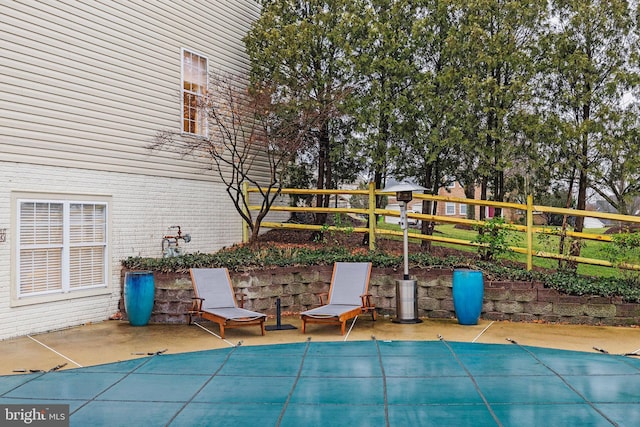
188, 268, 266, 338
301, 262, 376, 335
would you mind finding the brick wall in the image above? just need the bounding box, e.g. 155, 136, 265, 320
125, 266, 640, 326
0, 162, 243, 339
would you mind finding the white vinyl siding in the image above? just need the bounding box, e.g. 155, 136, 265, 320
0, 0, 268, 182
17, 199, 107, 298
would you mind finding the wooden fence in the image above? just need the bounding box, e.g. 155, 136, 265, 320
243, 183, 640, 272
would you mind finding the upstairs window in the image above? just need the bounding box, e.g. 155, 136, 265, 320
182, 49, 208, 136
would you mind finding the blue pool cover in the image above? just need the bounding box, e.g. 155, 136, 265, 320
1, 339, 639, 426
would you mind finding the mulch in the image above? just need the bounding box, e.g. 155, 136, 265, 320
252, 227, 475, 259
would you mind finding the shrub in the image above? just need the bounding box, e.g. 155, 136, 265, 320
122, 244, 640, 302
472, 217, 520, 261
601, 232, 640, 287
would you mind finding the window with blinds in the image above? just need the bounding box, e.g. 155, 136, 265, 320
18, 200, 107, 297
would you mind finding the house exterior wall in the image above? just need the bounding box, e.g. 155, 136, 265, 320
0, 0, 262, 339
1, 0, 260, 178
0, 162, 243, 339
435, 183, 520, 222
387, 183, 522, 224
435, 182, 482, 218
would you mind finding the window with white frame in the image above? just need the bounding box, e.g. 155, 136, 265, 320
182, 49, 208, 136
445, 202, 456, 215
459, 203, 467, 216
17, 199, 108, 298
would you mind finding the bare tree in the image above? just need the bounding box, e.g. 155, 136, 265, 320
153, 74, 304, 243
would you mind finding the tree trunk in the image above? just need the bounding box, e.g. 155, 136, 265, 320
567, 114, 590, 269
314, 122, 331, 227
420, 164, 435, 251
558, 168, 576, 269
493, 168, 504, 218
567, 165, 588, 270
464, 182, 476, 219
480, 177, 488, 220
362, 109, 389, 246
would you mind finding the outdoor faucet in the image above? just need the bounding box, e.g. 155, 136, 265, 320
162, 225, 191, 257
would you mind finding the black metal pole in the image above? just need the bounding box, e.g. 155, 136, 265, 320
265, 297, 297, 331
275, 298, 282, 328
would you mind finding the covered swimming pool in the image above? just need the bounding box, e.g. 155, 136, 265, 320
1, 339, 639, 426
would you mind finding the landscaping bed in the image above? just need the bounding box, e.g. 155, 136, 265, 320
123, 228, 640, 304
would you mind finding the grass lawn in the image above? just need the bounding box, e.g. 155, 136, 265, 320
377, 221, 632, 278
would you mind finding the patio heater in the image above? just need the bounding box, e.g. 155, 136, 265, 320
384, 182, 425, 324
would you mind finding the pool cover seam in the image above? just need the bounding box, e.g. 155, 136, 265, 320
69, 353, 160, 417
511, 342, 619, 426
440, 338, 503, 427
275, 337, 312, 427
0, 371, 48, 398
165, 346, 240, 426
372, 337, 391, 427
373, 337, 391, 427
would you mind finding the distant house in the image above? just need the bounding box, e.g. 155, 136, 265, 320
387, 182, 495, 220
0, 1, 262, 339
433, 181, 492, 219
385, 181, 532, 227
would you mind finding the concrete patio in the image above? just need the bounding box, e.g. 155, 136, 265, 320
2, 316, 639, 376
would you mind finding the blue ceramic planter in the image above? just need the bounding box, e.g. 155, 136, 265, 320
452, 269, 484, 325
124, 271, 155, 326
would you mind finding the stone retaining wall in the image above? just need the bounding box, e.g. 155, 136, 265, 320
120, 266, 640, 326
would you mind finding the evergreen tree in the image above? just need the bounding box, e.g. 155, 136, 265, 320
543, 0, 638, 260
